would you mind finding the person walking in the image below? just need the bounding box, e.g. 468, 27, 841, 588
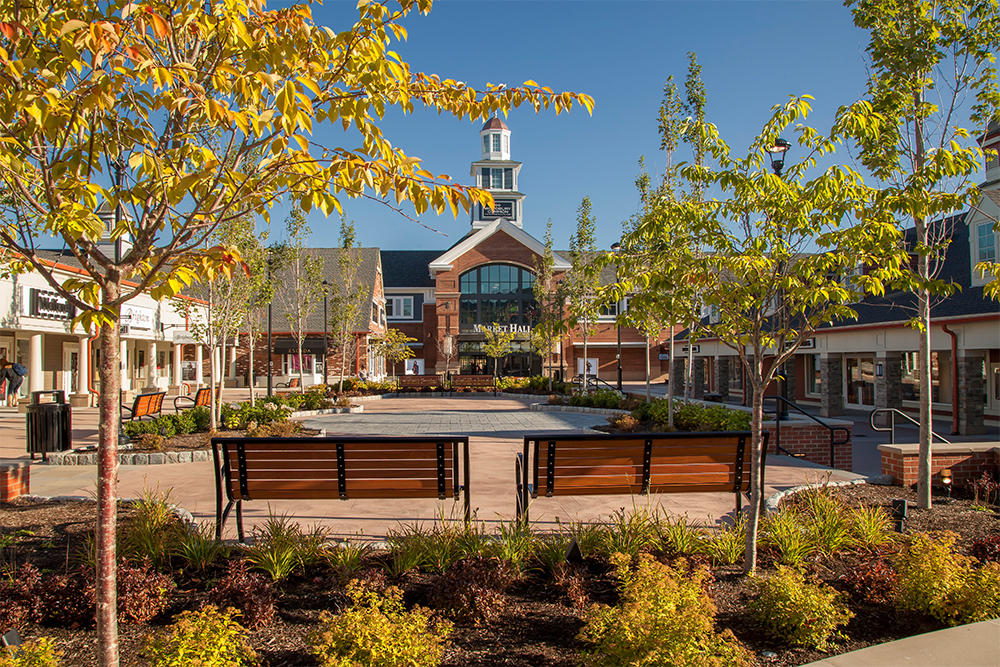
9, 360, 26, 407
0, 360, 18, 408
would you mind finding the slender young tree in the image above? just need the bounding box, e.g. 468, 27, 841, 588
567, 197, 601, 390
328, 219, 368, 394
278, 210, 324, 392
682, 52, 708, 400
838, 0, 1000, 508
481, 323, 517, 380
0, 3, 590, 661
371, 328, 416, 381
532, 219, 564, 390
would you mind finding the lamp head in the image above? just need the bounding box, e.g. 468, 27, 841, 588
766, 137, 791, 176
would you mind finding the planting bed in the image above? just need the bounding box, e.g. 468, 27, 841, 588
1, 482, 997, 666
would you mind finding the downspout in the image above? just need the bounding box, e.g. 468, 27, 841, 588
941, 324, 960, 435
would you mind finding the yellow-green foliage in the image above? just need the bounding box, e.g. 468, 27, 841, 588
145, 606, 258, 667
749, 566, 853, 650
0, 639, 61, 667
895, 532, 1000, 626
578, 553, 750, 667
307, 580, 452, 667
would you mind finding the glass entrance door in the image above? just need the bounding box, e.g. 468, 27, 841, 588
845, 356, 875, 408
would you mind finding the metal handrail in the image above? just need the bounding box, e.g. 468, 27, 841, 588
869, 408, 952, 445
763, 395, 851, 468
570, 375, 622, 394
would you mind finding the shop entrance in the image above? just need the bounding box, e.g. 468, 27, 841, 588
458, 340, 540, 376
62, 343, 81, 394
844, 355, 875, 408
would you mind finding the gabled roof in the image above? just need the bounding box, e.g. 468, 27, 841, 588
380, 250, 439, 288
428, 219, 571, 272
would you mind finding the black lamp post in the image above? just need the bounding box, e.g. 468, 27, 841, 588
610, 242, 623, 391
767, 137, 791, 418
322, 279, 330, 385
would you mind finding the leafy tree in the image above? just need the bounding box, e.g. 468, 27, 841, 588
566, 197, 601, 390
838, 0, 1000, 508
278, 210, 324, 392
371, 328, 416, 380
531, 219, 565, 390
643, 98, 907, 573
0, 1, 591, 662
481, 323, 517, 380
328, 219, 368, 394
437, 333, 457, 377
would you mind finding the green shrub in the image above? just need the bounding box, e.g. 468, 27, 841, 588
607, 413, 640, 432
706, 515, 747, 566
847, 504, 894, 548
657, 515, 707, 556
801, 490, 853, 555
597, 507, 660, 559
578, 554, 750, 666
244, 515, 326, 581
121, 489, 184, 569
895, 531, 1000, 625
136, 433, 166, 451
749, 566, 853, 650
173, 409, 197, 435
220, 401, 290, 430
643, 399, 751, 431
174, 523, 229, 572
0, 638, 61, 667
307, 580, 452, 667
146, 606, 258, 667
190, 406, 211, 431
761, 508, 816, 567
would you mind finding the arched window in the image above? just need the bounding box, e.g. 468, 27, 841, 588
458, 263, 536, 331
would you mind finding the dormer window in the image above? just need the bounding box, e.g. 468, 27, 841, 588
483, 135, 489, 152
978, 221, 996, 263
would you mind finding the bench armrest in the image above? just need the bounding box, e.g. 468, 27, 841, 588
120, 403, 133, 419
173, 395, 194, 413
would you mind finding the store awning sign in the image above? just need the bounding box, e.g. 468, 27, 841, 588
29, 288, 75, 320
121, 304, 154, 330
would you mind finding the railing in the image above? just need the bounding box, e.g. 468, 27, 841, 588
868, 408, 952, 445
570, 375, 622, 394
764, 396, 851, 468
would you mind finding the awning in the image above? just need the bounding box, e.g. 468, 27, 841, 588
272, 338, 326, 354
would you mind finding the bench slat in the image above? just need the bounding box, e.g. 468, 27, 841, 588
230, 468, 454, 481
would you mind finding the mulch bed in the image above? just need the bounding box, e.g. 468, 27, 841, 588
1, 483, 997, 666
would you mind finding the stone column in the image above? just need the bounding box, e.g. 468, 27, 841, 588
147, 341, 157, 391
28, 333, 43, 394
957, 352, 986, 435
172, 344, 183, 391
715, 357, 731, 399
820, 354, 844, 417
692, 358, 706, 399
670, 358, 685, 397
195, 345, 204, 387
781, 358, 797, 405
874, 351, 902, 425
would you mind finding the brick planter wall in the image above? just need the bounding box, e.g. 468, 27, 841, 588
879, 443, 1000, 487
763, 420, 853, 470
1, 462, 29, 501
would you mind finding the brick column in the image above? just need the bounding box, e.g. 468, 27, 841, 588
781, 358, 796, 405
820, 354, 844, 417
693, 358, 706, 399
874, 351, 902, 425
957, 353, 986, 435
715, 357, 731, 399
670, 358, 685, 397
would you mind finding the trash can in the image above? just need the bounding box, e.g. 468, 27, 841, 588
26, 390, 72, 460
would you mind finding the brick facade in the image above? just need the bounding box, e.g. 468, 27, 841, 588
763, 420, 854, 470
1, 462, 29, 501
880, 443, 999, 487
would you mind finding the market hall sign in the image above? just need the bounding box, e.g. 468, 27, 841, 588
29, 288, 75, 320
482, 200, 514, 219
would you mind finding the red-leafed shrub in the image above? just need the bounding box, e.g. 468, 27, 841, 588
0, 563, 43, 629
839, 558, 898, 605
118, 559, 175, 623
208, 560, 277, 629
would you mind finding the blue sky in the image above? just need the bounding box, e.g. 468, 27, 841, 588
291, 0, 878, 251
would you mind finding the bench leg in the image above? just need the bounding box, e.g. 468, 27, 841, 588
236, 501, 246, 543
217, 499, 235, 541
735, 490, 742, 515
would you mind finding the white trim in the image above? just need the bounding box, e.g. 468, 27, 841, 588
429, 219, 571, 272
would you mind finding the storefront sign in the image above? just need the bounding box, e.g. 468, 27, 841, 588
474, 323, 532, 336
680, 344, 700, 354
482, 200, 514, 219
121, 304, 154, 331
28, 288, 75, 320
658, 353, 670, 360
172, 330, 199, 344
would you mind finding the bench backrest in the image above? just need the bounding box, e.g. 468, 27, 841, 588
398, 375, 440, 388
453, 375, 494, 388
523, 431, 764, 498
193, 387, 213, 407
213, 436, 470, 502
132, 392, 165, 418
288, 377, 300, 388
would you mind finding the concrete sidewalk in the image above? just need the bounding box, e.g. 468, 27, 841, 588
21, 396, 861, 540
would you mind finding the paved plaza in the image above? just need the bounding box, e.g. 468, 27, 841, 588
1, 395, 865, 539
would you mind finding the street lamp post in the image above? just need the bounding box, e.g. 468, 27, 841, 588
767, 138, 791, 419
611, 242, 623, 391
322, 279, 330, 385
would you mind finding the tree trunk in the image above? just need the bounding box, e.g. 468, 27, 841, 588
96, 297, 122, 667
582, 322, 589, 392
297, 338, 305, 393
668, 329, 675, 428
339, 326, 348, 394
217, 339, 227, 415
645, 335, 651, 402
685, 322, 694, 400
247, 317, 256, 407
913, 93, 932, 510
742, 379, 765, 574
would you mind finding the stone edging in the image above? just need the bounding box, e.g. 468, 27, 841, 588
46, 449, 213, 466
15, 493, 195, 525
289, 405, 363, 417
529, 402, 627, 417
764, 474, 894, 514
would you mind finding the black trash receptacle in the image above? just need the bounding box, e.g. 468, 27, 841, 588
26, 390, 72, 460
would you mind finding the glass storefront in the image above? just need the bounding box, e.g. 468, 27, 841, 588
458, 340, 540, 376
845, 356, 875, 406
458, 264, 537, 332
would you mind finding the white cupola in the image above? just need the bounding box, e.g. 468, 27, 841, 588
470, 117, 525, 230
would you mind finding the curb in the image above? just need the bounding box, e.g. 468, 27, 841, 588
290, 405, 363, 417
45, 449, 214, 466
764, 474, 895, 514
528, 402, 627, 417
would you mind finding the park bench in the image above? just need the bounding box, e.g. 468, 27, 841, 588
452, 375, 495, 391
173, 386, 216, 413
121, 391, 165, 422
212, 435, 471, 541
398, 375, 442, 391
275, 377, 300, 389
515, 431, 768, 522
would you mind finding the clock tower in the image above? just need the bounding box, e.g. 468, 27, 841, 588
470, 117, 526, 229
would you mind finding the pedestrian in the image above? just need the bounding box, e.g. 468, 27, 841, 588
9, 360, 26, 406
0, 360, 20, 407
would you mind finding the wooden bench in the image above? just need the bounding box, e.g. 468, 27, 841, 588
515, 431, 768, 522
452, 375, 495, 391
275, 377, 300, 389
212, 436, 471, 541
173, 386, 217, 413
398, 375, 442, 391
121, 391, 165, 422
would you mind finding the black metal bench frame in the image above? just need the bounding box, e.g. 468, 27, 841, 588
212, 435, 472, 541
515, 430, 768, 522
173, 386, 214, 413
121, 391, 165, 422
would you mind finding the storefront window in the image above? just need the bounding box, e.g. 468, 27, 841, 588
458, 340, 538, 376
284, 353, 315, 375
457, 263, 537, 331
901, 351, 942, 403
805, 354, 821, 395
